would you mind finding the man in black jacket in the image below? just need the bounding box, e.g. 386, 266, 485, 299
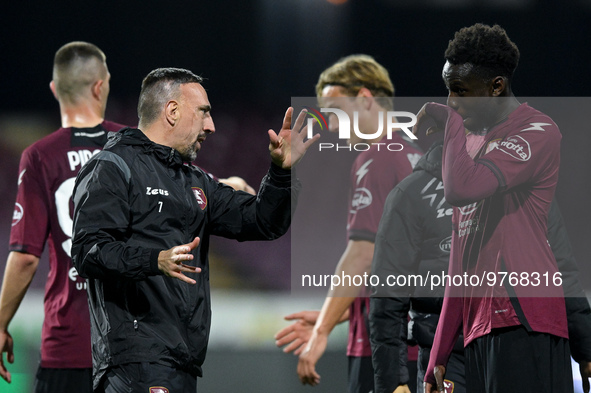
370, 141, 465, 393
72, 67, 319, 392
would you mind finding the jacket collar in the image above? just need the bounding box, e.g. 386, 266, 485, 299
105, 128, 185, 167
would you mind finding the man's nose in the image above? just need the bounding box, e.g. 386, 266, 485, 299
447, 94, 459, 110
204, 116, 215, 134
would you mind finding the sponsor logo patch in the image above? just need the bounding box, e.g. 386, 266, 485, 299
12, 203, 23, 226
497, 135, 531, 161
146, 187, 169, 196
192, 187, 207, 210
149, 387, 169, 393
439, 236, 452, 253
69, 267, 87, 291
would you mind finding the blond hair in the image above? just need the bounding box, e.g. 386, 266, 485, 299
316, 54, 394, 109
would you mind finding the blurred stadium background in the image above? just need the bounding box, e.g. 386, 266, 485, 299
1, 0, 590, 391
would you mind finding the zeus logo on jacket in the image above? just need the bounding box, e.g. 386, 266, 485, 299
146, 187, 169, 196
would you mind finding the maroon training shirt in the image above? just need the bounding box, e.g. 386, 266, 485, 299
425, 102, 567, 384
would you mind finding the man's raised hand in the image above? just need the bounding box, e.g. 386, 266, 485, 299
268, 107, 320, 169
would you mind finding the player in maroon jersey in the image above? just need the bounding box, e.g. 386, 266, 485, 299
275, 55, 423, 393
0, 41, 123, 392
413, 24, 589, 393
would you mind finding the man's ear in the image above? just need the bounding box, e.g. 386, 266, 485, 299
356, 87, 374, 110
491, 76, 507, 97
49, 81, 58, 100
92, 79, 104, 100
165, 100, 179, 127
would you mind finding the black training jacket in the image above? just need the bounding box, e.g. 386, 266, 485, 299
369, 141, 457, 391
72, 128, 298, 389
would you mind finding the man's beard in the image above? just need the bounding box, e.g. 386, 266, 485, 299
179, 140, 198, 163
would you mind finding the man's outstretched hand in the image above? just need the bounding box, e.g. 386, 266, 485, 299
268, 107, 320, 169
275, 311, 319, 355
158, 237, 202, 284
0, 330, 14, 383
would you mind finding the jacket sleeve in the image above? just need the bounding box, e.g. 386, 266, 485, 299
548, 199, 591, 362
369, 186, 421, 392
72, 152, 161, 280
370, 297, 410, 392
206, 163, 300, 241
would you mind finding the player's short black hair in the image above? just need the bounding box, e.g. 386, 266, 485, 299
138, 68, 203, 127
445, 23, 520, 82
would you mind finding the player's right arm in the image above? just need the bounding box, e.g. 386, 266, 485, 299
0, 251, 40, 383
297, 239, 375, 386
423, 294, 462, 389
275, 310, 349, 356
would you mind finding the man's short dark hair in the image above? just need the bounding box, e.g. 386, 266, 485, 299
137, 68, 204, 127
445, 23, 520, 82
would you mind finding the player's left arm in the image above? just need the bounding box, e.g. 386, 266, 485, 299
0, 251, 40, 383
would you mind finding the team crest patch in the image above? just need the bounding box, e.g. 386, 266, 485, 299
149, 387, 169, 393
192, 187, 207, 210
12, 203, 23, 226
351, 187, 372, 212
444, 379, 455, 392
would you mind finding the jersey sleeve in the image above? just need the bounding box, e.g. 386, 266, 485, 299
9, 146, 50, 257
427, 103, 560, 206
423, 103, 499, 207
424, 293, 463, 386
